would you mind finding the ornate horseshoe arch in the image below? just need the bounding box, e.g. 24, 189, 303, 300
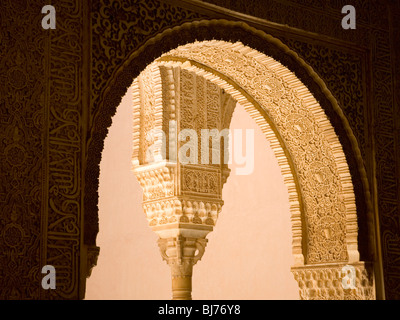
85, 20, 377, 300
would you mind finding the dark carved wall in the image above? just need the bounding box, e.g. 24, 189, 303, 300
0, 0, 399, 299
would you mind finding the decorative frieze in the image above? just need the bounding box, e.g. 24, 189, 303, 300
292, 263, 375, 300
143, 198, 223, 227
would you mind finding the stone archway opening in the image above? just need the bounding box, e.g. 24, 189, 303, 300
86, 37, 375, 300
192, 102, 299, 299
85, 95, 299, 299
125, 40, 375, 300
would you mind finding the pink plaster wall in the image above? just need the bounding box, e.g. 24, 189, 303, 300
85, 86, 299, 300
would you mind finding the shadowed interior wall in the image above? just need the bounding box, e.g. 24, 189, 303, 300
85, 85, 300, 300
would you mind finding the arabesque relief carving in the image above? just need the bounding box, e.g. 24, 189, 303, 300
292, 262, 374, 300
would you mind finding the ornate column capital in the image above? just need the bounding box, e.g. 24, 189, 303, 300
157, 235, 208, 300
158, 236, 208, 277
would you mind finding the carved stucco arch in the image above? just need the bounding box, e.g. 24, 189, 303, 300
152, 40, 357, 265
86, 20, 376, 299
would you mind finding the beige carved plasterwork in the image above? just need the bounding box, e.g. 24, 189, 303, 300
181, 166, 221, 196
131, 62, 236, 299
142, 198, 223, 227
134, 165, 175, 201
292, 263, 375, 300
158, 40, 358, 266
158, 236, 208, 277
132, 62, 234, 216
132, 65, 164, 166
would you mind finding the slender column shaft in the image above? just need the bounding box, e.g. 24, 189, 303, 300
172, 276, 192, 300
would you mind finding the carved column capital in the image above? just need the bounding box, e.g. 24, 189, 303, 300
157, 235, 208, 299
158, 236, 208, 278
